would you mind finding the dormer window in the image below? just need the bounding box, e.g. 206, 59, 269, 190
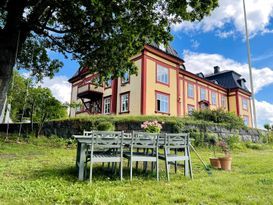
159, 43, 166, 52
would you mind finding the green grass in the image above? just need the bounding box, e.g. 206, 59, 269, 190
0, 137, 273, 205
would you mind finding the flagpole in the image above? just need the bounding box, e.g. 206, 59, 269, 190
243, 0, 257, 128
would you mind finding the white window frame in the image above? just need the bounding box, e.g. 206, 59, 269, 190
242, 98, 248, 110
200, 87, 207, 100
221, 95, 227, 108
104, 97, 111, 114
188, 83, 194, 98
156, 93, 169, 113
211, 92, 217, 105
156, 64, 169, 84
121, 93, 129, 112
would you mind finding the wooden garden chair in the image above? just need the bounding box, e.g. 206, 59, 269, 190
123, 131, 160, 181
87, 131, 124, 182
159, 133, 193, 181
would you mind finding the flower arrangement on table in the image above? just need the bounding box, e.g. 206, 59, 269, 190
141, 120, 164, 133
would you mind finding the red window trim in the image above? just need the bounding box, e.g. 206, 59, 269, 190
156, 63, 170, 87
187, 82, 195, 99
155, 90, 170, 114
103, 96, 111, 114
120, 91, 130, 114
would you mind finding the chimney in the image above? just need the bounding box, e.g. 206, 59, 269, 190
214, 66, 220, 74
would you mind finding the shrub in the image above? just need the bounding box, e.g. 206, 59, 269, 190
190, 132, 205, 147
191, 108, 245, 129
227, 134, 241, 149
96, 122, 115, 131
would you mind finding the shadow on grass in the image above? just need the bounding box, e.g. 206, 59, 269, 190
26, 163, 164, 182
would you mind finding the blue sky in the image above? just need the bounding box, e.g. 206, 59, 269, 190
44, 0, 273, 128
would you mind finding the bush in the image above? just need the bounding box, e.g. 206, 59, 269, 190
96, 121, 115, 131
227, 134, 241, 149
191, 108, 245, 129
190, 132, 205, 147
245, 143, 265, 150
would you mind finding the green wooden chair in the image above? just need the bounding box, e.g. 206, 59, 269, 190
87, 131, 124, 182
159, 133, 193, 181
124, 131, 160, 181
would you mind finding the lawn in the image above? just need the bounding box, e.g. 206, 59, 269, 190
0, 137, 273, 205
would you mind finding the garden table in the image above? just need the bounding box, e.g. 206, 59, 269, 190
74, 133, 191, 181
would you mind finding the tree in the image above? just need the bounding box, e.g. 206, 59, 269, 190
264, 124, 271, 131
0, 0, 218, 115
27, 87, 67, 136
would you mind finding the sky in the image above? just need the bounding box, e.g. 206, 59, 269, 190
40, 0, 273, 128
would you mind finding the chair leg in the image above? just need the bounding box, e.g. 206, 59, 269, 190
174, 149, 178, 173
164, 148, 170, 181
187, 146, 193, 179
151, 162, 154, 173
184, 159, 189, 177
130, 159, 133, 181
120, 160, 123, 181
156, 161, 159, 181
89, 161, 93, 183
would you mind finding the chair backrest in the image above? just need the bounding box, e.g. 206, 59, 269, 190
130, 131, 159, 149
92, 131, 124, 149
83, 130, 92, 137
163, 133, 190, 149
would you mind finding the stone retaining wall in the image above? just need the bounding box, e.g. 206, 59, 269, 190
0, 121, 266, 142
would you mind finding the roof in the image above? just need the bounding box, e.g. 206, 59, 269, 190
149, 42, 180, 58
205, 70, 251, 93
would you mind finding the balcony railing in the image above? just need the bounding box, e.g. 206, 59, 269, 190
77, 83, 104, 95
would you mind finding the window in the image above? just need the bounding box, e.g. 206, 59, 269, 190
188, 83, 194, 98
121, 72, 129, 84
211, 92, 217, 105
187, 105, 195, 115
105, 79, 112, 88
104, 97, 111, 114
121, 93, 129, 112
243, 116, 249, 126
221, 95, 227, 108
156, 93, 169, 113
242, 98, 248, 110
200, 87, 207, 100
156, 65, 169, 84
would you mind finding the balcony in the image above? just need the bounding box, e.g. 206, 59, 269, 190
77, 83, 104, 99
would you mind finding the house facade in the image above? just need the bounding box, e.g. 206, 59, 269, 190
68, 44, 253, 127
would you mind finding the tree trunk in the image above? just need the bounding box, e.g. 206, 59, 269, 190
0, 32, 20, 117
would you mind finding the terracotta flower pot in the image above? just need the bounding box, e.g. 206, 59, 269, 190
209, 157, 221, 169
219, 156, 232, 171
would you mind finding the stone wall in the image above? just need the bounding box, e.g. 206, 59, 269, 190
0, 120, 266, 142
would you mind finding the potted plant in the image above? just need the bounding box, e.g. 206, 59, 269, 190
141, 120, 163, 133
208, 134, 221, 169
218, 140, 232, 171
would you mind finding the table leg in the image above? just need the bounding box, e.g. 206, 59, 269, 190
78, 143, 86, 180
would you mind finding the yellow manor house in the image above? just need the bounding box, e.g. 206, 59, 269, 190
69, 43, 253, 127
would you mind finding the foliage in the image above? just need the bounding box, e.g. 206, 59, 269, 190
226, 134, 241, 149
0, 137, 273, 204
217, 140, 229, 155
191, 108, 245, 129
190, 131, 205, 147
96, 121, 115, 131
0, 0, 218, 82
141, 120, 163, 133
7, 72, 67, 129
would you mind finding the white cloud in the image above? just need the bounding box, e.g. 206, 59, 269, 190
190, 39, 200, 49
172, 0, 273, 37
183, 50, 273, 93
38, 76, 71, 104
255, 100, 273, 128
